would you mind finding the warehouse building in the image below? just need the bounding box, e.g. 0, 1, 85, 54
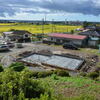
45, 33, 88, 47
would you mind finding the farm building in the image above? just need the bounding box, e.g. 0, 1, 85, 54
44, 33, 88, 47
3, 30, 32, 43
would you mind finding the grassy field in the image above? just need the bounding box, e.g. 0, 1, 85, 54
40, 75, 100, 100
0, 23, 81, 34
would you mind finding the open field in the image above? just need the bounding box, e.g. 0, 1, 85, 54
40, 76, 100, 100
0, 23, 81, 34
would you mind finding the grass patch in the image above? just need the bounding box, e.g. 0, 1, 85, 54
40, 76, 100, 100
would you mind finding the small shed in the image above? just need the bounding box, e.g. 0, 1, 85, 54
88, 37, 100, 48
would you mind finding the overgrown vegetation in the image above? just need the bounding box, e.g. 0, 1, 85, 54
0, 63, 99, 100
87, 72, 100, 79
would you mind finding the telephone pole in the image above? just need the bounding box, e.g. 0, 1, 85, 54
52, 19, 54, 33
42, 18, 44, 34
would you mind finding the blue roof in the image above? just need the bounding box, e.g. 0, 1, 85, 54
90, 37, 99, 41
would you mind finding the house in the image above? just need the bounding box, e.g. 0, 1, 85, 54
79, 26, 100, 47
44, 33, 87, 47
79, 30, 100, 38
3, 30, 32, 43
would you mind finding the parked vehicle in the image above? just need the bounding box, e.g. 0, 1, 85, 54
63, 42, 79, 50
15, 43, 23, 48
6, 42, 15, 48
0, 44, 9, 51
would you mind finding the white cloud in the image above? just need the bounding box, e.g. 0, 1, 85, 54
0, 0, 100, 17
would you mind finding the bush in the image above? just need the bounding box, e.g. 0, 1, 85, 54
87, 72, 99, 79
0, 68, 51, 99
54, 69, 70, 77
0, 64, 4, 72
37, 71, 53, 78
38, 72, 46, 78
79, 72, 87, 77
51, 74, 59, 80
32, 71, 39, 78
9, 62, 25, 72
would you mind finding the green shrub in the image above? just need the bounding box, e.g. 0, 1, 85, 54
96, 76, 100, 81
79, 72, 87, 77
37, 71, 53, 78
0, 64, 4, 72
51, 74, 59, 80
54, 69, 70, 77
31, 71, 39, 78
87, 72, 99, 79
44, 71, 53, 76
9, 62, 25, 72
0, 68, 50, 99
38, 72, 47, 78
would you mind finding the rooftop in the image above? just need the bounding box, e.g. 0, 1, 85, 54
48, 33, 87, 40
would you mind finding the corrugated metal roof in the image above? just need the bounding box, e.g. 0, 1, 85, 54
3, 32, 13, 35
48, 33, 87, 40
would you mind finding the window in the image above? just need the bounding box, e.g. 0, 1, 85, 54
24, 34, 29, 38
51, 37, 53, 40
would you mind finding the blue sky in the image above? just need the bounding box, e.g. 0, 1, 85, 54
0, 0, 100, 22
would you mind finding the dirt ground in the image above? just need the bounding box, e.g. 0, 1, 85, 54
0, 43, 99, 72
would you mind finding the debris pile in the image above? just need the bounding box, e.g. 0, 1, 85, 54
1, 55, 16, 67
80, 55, 99, 72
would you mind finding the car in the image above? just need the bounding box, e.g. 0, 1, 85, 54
6, 42, 15, 48
0, 44, 9, 51
15, 43, 23, 48
63, 42, 79, 50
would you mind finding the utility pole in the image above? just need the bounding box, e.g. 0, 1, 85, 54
44, 13, 47, 24
65, 19, 67, 25
52, 19, 54, 33
42, 18, 44, 34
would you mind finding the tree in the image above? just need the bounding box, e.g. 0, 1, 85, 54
0, 64, 4, 72
9, 62, 25, 72
83, 21, 90, 28
0, 69, 49, 99
70, 30, 74, 34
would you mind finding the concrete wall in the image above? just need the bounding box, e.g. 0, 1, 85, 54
88, 40, 98, 47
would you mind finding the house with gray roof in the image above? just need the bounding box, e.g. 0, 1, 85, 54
79, 26, 100, 48
3, 30, 32, 43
